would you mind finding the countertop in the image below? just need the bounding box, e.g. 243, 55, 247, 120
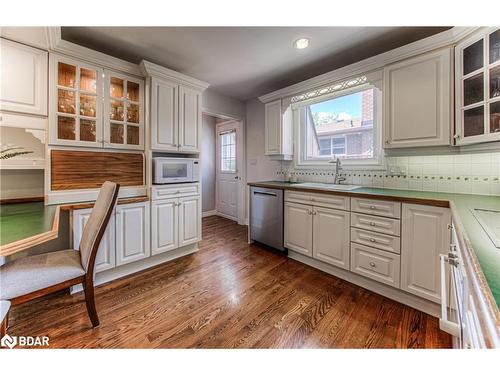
248, 181, 500, 312
0, 196, 149, 257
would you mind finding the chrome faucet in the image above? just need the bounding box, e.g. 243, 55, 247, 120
330, 158, 346, 184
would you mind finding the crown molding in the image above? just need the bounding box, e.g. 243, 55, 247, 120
47, 27, 143, 77
140, 60, 210, 91
258, 27, 479, 103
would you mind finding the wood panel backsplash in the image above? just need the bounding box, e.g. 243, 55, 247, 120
51, 150, 144, 190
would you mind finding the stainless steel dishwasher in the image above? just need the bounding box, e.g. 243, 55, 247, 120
250, 186, 285, 253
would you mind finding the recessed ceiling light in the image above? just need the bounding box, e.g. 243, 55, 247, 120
294, 38, 310, 50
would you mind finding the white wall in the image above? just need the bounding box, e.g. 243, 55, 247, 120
245, 98, 282, 183
202, 89, 246, 120
0, 170, 44, 200
201, 114, 217, 212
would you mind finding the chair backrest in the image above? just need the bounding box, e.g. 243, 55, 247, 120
79, 181, 120, 273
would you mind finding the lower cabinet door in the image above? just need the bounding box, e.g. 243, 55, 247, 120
284, 202, 313, 256
151, 198, 178, 255
401, 203, 451, 303
178, 195, 201, 247
116, 202, 151, 266
73, 208, 115, 273
312, 206, 350, 270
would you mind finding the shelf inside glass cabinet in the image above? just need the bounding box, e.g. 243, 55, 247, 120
464, 73, 484, 106
464, 106, 485, 137
463, 39, 484, 76
57, 116, 76, 140
58, 89, 76, 114
80, 119, 96, 142
80, 68, 97, 93
58, 62, 76, 88
110, 77, 124, 99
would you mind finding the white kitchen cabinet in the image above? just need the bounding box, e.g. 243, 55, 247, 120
178, 85, 201, 152
115, 201, 150, 266
151, 184, 201, 255
73, 208, 116, 273
151, 198, 178, 255
264, 99, 293, 159
383, 48, 452, 148
178, 195, 201, 247
0, 38, 48, 117
312, 206, 350, 270
401, 203, 451, 303
455, 28, 500, 145
150, 77, 178, 151
104, 70, 144, 150
284, 202, 313, 256
49, 54, 104, 147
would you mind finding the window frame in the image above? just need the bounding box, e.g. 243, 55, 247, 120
293, 82, 384, 170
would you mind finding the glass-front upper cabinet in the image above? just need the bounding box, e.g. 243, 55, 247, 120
455, 27, 500, 145
104, 71, 144, 150
50, 55, 104, 147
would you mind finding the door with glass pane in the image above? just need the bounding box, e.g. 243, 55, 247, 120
49, 55, 103, 147
455, 28, 500, 145
216, 121, 242, 221
104, 70, 144, 150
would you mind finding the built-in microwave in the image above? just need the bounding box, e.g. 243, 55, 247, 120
153, 157, 200, 184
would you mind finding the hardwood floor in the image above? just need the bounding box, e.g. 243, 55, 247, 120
8, 216, 451, 348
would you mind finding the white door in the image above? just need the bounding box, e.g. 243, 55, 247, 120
401, 203, 451, 303
0, 39, 48, 116
116, 202, 150, 266
312, 206, 350, 270
49, 54, 104, 148
178, 195, 201, 247
151, 77, 178, 151
178, 85, 201, 152
216, 121, 242, 221
151, 199, 178, 255
284, 202, 313, 256
264, 99, 282, 155
104, 70, 145, 150
383, 48, 451, 148
73, 208, 115, 273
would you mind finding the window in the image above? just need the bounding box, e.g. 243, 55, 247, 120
220, 130, 236, 172
296, 85, 380, 167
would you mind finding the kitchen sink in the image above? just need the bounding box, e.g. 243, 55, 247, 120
294, 182, 361, 191
472, 209, 500, 249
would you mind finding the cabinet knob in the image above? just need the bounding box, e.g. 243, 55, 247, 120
370, 222, 376, 226
369, 262, 376, 267
370, 238, 376, 243
370, 206, 376, 210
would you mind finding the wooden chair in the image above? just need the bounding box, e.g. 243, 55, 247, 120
0, 181, 119, 330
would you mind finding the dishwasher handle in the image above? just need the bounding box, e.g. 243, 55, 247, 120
253, 190, 277, 197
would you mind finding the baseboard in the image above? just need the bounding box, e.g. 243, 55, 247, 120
202, 210, 217, 218
288, 250, 441, 318
71, 243, 199, 294
215, 211, 238, 222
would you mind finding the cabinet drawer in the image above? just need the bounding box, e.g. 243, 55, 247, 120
351, 212, 401, 236
351, 197, 401, 218
350, 243, 400, 288
152, 183, 200, 200
351, 227, 401, 254
285, 190, 350, 211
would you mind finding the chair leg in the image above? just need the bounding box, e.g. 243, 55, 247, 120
83, 280, 99, 327
1, 312, 8, 338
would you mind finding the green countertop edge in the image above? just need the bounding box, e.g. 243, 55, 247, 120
0, 202, 58, 247
249, 181, 500, 310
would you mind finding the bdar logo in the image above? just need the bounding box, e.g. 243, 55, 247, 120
1, 334, 17, 349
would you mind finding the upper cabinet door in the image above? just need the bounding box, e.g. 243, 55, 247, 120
0, 39, 48, 116
455, 28, 500, 145
383, 48, 452, 148
104, 70, 144, 150
178, 85, 201, 153
49, 54, 104, 147
264, 99, 282, 155
150, 77, 178, 151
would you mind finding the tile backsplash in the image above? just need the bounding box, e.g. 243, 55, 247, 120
277, 152, 500, 196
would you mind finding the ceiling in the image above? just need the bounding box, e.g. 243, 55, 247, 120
62, 27, 450, 101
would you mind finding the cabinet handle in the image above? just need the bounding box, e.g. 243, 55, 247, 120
369, 262, 376, 267
312, 211, 317, 215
